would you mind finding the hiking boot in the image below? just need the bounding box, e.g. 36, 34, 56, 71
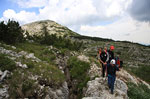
108, 84, 111, 89
111, 91, 114, 94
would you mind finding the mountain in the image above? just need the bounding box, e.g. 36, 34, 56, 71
22, 20, 78, 36
0, 20, 150, 99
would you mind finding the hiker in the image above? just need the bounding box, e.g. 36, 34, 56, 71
97, 48, 102, 59
98, 47, 109, 77
106, 59, 120, 94
108, 45, 115, 63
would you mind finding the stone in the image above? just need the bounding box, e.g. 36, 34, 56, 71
26, 53, 35, 59
0, 70, 3, 76
11, 46, 16, 49
77, 55, 90, 63
0, 85, 9, 99
16, 62, 28, 69
84, 77, 128, 99
56, 89, 63, 96
0, 70, 9, 82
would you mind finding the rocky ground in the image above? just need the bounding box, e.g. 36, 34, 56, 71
0, 42, 150, 99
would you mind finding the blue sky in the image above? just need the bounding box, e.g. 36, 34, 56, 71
0, 0, 150, 45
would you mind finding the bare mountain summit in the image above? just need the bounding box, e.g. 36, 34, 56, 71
22, 20, 78, 36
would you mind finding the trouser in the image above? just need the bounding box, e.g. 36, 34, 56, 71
108, 75, 116, 93
101, 63, 106, 77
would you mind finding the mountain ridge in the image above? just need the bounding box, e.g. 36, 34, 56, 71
22, 20, 79, 37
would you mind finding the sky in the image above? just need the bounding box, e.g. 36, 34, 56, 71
0, 0, 150, 45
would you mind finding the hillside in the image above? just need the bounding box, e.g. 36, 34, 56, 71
0, 20, 150, 99
22, 20, 78, 37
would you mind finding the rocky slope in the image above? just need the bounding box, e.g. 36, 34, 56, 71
22, 20, 78, 37
0, 20, 150, 99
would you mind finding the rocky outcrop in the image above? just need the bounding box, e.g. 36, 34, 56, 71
83, 61, 129, 99
45, 82, 69, 99
0, 44, 69, 99
83, 77, 128, 99
77, 55, 90, 63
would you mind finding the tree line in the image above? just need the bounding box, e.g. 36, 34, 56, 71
0, 19, 24, 44
0, 19, 83, 51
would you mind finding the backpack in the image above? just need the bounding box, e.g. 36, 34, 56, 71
115, 57, 120, 67
115, 57, 123, 68
120, 60, 123, 68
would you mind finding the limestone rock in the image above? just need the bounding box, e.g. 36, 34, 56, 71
44, 82, 69, 99
0, 85, 9, 99
0, 70, 9, 82
83, 77, 128, 99
77, 55, 90, 63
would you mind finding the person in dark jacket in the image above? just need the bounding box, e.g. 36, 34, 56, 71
108, 45, 115, 63
106, 59, 120, 94
99, 47, 109, 77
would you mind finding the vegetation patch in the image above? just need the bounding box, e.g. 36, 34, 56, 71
15, 42, 56, 64
8, 61, 65, 98
125, 65, 150, 84
0, 53, 16, 72
67, 56, 90, 98
127, 82, 150, 99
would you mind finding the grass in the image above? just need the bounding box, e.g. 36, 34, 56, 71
7, 59, 65, 98
126, 65, 150, 84
0, 53, 17, 72
0, 41, 65, 98
15, 41, 56, 64
127, 82, 150, 99
67, 56, 90, 98
8, 70, 39, 98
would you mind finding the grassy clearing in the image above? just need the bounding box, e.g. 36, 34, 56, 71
127, 82, 150, 99
15, 41, 56, 64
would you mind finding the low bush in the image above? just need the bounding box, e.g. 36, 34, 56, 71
126, 65, 150, 84
127, 82, 150, 99
8, 70, 39, 98
0, 54, 17, 72
67, 56, 90, 98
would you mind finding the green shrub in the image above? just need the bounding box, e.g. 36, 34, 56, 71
126, 65, 150, 83
67, 56, 90, 98
39, 26, 83, 51
8, 70, 39, 98
127, 82, 150, 99
0, 54, 17, 72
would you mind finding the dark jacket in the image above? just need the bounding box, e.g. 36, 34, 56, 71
108, 50, 114, 63
107, 64, 119, 76
100, 51, 108, 63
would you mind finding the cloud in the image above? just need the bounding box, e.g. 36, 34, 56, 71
79, 16, 150, 44
2, 9, 38, 24
8, 0, 132, 26
129, 0, 150, 22
37, 0, 132, 26
1, 0, 150, 44
11, 0, 48, 8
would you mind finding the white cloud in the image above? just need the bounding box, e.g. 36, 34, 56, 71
2, 9, 38, 24
11, 0, 48, 8
80, 16, 150, 44
9, 0, 132, 25
1, 0, 150, 44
